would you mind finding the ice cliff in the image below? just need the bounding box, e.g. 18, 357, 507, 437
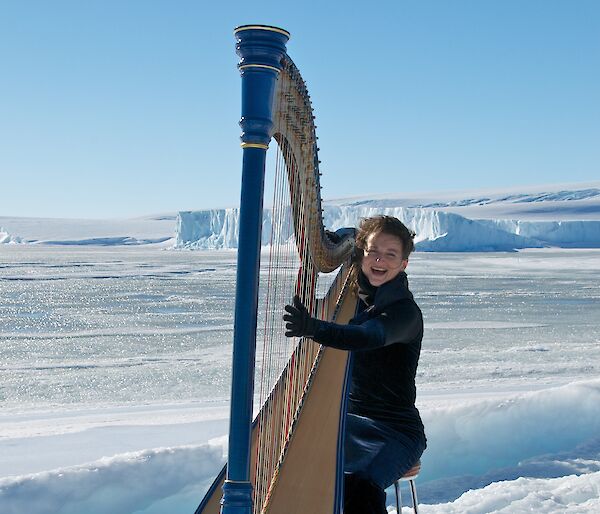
3, 183, 598, 250
176, 206, 599, 252
175, 183, 600, 251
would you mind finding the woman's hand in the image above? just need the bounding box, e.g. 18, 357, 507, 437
283, 295, 318, 338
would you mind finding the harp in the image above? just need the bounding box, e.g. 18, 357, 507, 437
195, 26, 357, 514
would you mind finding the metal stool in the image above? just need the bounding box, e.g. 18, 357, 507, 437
393, 460, 420, 514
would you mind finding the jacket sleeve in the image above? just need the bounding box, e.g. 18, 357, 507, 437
311, 300, 422, 351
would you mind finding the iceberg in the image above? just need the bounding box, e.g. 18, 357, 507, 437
175, 206, 544, 252
175, 182, 600, 251
482, 219, 600, 248
2, 182, 599, 250
0, 227, 22, 244
324, 206, 543, 252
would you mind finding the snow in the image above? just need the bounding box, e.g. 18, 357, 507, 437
175, 182, 600, 251
0, 215, 175, 246
482, 219, 600, 247
389, 472, 600, 513
1, 201, 599, 512
417, 379, 600, 487
326, 180, 600, 221
0, 246, 597, 512
1, 381, 599, 514
0, 444, 225, 514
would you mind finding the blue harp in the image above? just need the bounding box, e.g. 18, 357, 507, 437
195, 25, 357, 514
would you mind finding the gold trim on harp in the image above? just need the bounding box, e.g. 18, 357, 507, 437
234, 25, 291, 37
241, 142, 269, 149
238, 64, 281, 73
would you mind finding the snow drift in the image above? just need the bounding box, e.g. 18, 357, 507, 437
1, 380, 599, 514
418, 379, 600, 490
394, 471, 600, 513
0, 444, 224, 514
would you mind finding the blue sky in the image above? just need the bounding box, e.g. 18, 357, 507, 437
1, 0, 598, 218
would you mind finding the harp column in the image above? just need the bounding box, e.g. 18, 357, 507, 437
221, 25, 290, 514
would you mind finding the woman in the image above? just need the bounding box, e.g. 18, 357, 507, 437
284, 215, 426, 514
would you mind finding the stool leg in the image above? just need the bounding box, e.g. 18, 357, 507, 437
394, 480, 402, 513
409, 479, 419, 514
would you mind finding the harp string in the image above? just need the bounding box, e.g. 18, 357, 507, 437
252, 67, 335, 514
253, 79, 295, 513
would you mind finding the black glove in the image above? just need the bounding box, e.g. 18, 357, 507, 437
283, 295, 319, 338
325, 227, 356, 244
324, 229, 342, 244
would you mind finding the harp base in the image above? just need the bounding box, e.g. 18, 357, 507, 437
221, 480, 253, 514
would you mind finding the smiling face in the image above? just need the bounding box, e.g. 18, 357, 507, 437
361, 231, 408, 287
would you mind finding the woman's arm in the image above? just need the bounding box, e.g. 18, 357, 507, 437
283, 296, 421, 351
312, 318, 387, 350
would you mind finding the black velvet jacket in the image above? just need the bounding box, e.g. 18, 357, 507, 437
312, 270, 425, 437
